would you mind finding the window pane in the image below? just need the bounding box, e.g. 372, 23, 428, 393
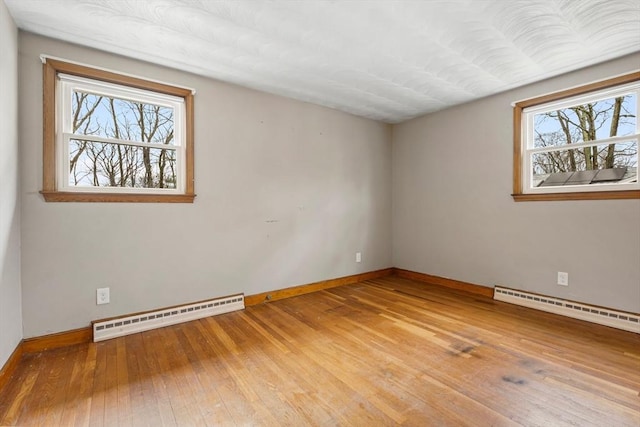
532, 141, 638, 187
533, 93, 637, 148
71, 92, 175, 145
69, 140, 177, 189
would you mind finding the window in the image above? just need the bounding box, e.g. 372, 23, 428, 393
513, 72, 640, 201
42, 58, 195, 202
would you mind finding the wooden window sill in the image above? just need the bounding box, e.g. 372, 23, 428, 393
41, 191, 196, 203
512, 190, 640, 202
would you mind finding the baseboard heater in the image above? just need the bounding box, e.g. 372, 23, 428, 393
494, 286, 639, 334
93, 294, 245, 342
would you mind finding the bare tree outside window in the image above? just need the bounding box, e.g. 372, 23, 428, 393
69, 92, 177, 189
532, 94, 637, 175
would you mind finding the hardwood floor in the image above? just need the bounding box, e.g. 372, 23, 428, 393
1, 276, 638, 426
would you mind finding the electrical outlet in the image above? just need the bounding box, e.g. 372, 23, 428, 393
356, 252, 362, 263
557, 272, 569, 286
97, 287, 110, 305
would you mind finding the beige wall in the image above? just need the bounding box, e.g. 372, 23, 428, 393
392, 53, 640, 313
0, 0, 22, 367
19, 33, 392, 337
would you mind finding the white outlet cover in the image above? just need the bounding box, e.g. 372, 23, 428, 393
557, 272, 569, 286
97, 287, 110, 305
356, 252, 362, 263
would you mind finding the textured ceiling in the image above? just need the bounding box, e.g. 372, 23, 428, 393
5, 0, 640, 123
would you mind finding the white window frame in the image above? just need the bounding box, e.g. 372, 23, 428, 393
57, 74, 186, 194
522, 82, 640, 194
512, 71, 640, 201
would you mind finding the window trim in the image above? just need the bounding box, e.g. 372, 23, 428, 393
42, 58, 195, 203
512, 71, 640, 202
